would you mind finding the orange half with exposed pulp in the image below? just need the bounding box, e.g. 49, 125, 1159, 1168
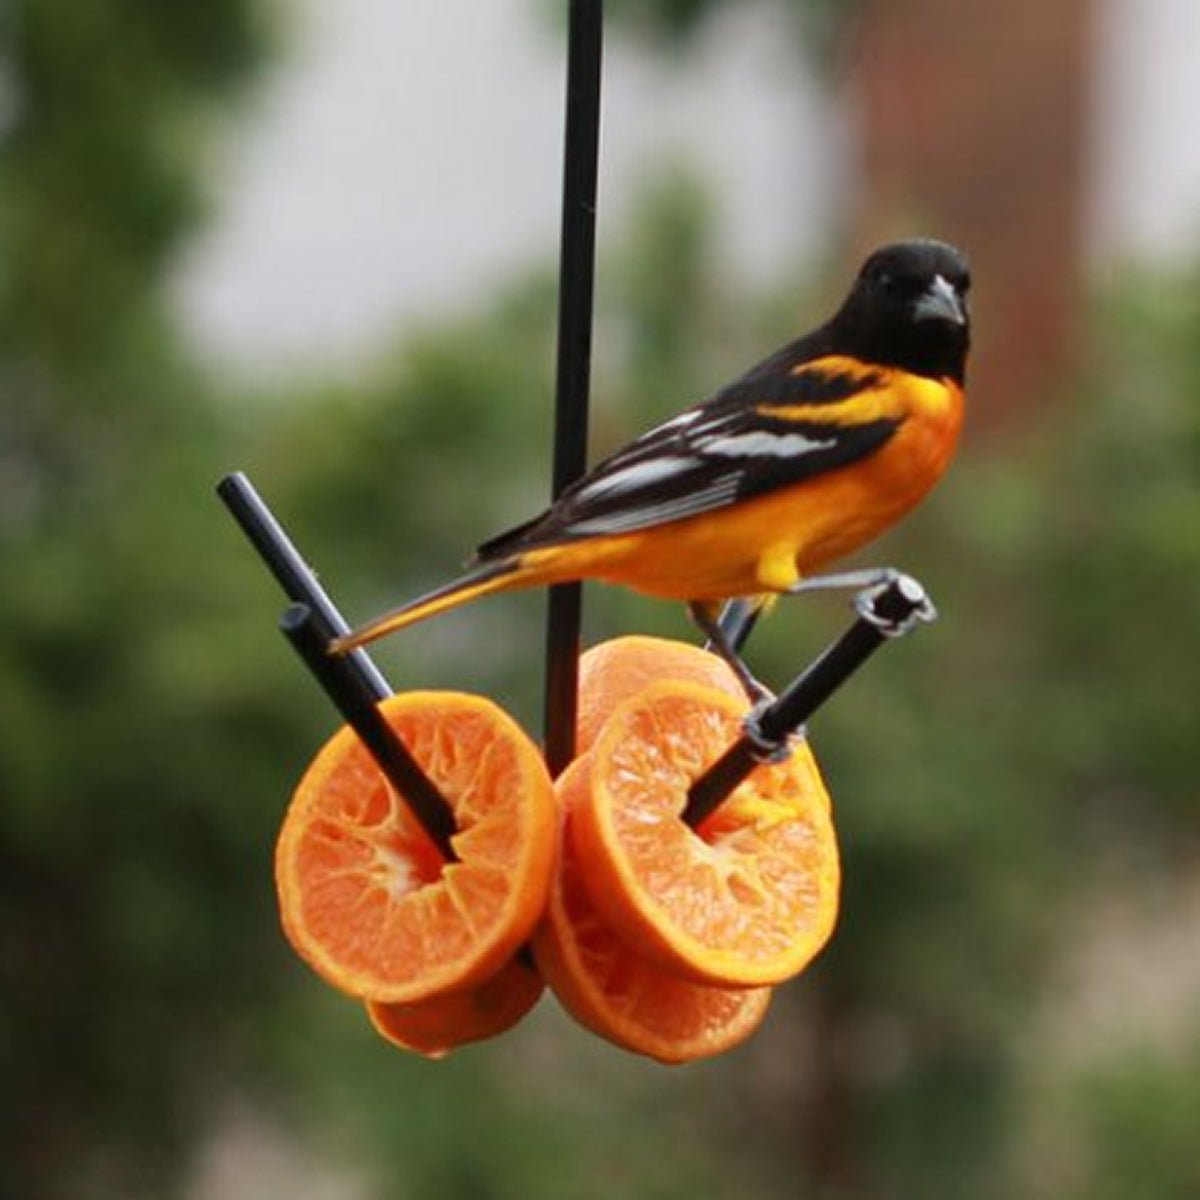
571, 679, 839, 988
576, 634, 744, 754
276, 691, 555, 1004
533, 755, 772, 1064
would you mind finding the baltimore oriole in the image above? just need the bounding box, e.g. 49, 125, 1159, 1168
332, 238, 970, 698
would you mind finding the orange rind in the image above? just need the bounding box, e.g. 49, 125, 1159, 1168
571, 679, 839, 988
275, 691, 556, 1004
534, 756, 772, 1064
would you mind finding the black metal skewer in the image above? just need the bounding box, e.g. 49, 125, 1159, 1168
217, 471, 459, 862
280, 603, 458, 860
683, 576, 934, 829
217, 471, 390, 699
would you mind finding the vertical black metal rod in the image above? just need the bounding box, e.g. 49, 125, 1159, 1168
543, 0, 604, 776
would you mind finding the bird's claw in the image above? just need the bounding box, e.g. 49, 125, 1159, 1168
741, 699, 803, 764
853, 571, 937, 637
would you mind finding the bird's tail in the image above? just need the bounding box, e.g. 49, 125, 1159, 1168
329, 558, 526, 654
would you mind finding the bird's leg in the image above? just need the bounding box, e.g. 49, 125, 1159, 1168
693, 600, 797, 758
710, 597, 763, 657
787, 568, 937, 636
688, 601, 772, 704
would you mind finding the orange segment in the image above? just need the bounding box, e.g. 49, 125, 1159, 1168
533, 756, 772, 1065
367, 954, 544, 1059
571, 680, 839, 988
276, 691, 555, 1004
577, 634, 744, 754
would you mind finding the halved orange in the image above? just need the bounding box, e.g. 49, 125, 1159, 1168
571, 679, 839, 988
276, 691, 555, 1004
366, 953, 544, 1059
533, 756, 772, 1065
576, 634, 744, 755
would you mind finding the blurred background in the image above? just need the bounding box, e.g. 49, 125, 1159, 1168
3, 0, 1199, 1196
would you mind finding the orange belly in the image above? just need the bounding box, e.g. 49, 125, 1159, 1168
522, 376, 964, 601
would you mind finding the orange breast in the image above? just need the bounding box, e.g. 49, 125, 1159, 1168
783, 375, 964, 574
523, 373, 964, 602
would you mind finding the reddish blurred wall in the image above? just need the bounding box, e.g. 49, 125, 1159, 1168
846, 0, 1094, 429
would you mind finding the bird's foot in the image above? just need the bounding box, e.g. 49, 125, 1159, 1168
788, 567, 937, 637
852, 571, 937, 637
741, 699, 802, 764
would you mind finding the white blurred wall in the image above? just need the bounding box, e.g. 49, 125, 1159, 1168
1089, 0, 1200, 269
173, 0, 840, 378
172, 0, 1200, 379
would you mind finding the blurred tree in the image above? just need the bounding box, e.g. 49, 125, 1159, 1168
0, 2, 276, 1196
0, 0, 265, 493
1050, 1035, 1200, 1200
605, 0, 849, 57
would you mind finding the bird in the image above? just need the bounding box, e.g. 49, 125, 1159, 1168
332, 237, 970, 702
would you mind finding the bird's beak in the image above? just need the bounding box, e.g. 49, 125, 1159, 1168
914, 274, 967, 326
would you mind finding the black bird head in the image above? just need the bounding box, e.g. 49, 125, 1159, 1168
831, 239, 971, 384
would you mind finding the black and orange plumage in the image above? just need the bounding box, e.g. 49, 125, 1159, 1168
333, 238, 971, 697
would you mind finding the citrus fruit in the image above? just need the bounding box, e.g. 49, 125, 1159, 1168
367, 953, 544, 1059
276, 691, 556, 1004
576, 634, 744, 755
571, 679, 839, 988
533, 755, 772, 1064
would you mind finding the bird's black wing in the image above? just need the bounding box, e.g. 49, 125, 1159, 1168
475, 357, 901, 559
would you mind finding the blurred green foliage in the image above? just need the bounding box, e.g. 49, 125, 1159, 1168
603, 0, 851, 62
0, 2, 282, 1196
3, 2, 1200, 1199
